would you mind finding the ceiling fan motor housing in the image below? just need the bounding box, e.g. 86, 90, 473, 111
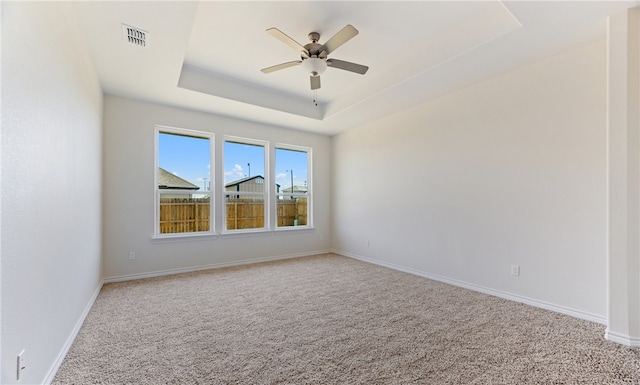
303, 42, 324, 58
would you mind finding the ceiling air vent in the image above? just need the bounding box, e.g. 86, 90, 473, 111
122, 24, 148, 47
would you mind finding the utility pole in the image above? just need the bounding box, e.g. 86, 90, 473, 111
287, 169, 298, 225
287, 169, 294, 196
247, 163, 251, 178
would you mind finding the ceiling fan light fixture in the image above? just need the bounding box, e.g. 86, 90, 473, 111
302, 57, 327, 77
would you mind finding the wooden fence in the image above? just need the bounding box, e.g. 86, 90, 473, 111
159, 197, 210, 234
159, 197, 307, 233
276, 198, 307, 228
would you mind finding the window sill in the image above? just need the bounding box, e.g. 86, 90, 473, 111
151, 232, 219, 243
274, 225, 314, 233
220, 226, 314, 238
151, 227, 314, 243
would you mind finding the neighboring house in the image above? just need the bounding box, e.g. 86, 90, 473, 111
280, 185, 308, 200
225, 175, 280, 198
281, 185, 307, 194
158, 167, 200, 198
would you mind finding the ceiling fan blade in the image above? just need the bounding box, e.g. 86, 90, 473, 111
320, 24, 359, 55
310, 75, 321, 90
266, 28, 309, 56
326, 58, 369, 75
261, 60, 302, 74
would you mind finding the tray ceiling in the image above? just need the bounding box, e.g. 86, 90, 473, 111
72, 1, 639, 135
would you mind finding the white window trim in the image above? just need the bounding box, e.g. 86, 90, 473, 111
151, 131, 313, 241
154, 125, 215, 238
222, 136, 270, 234
274, 143, 312, 230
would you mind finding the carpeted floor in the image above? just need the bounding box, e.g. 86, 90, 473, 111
53, 254, 640, 384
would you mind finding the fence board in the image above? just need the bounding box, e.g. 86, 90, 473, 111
160, 197, 307, 233
159, 197, 210, 234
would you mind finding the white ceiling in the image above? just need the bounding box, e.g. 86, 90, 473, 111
72, 1, 639, 136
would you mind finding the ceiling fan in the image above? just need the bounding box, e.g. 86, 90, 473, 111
261, 24, 369, 90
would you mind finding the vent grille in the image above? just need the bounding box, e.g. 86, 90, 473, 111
122, 24, 148, 47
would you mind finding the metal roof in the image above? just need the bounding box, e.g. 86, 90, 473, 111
281, 186, 307, 194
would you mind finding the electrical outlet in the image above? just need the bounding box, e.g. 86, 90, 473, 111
17, 350, 25, 381
129, 251, 136, 260
510, 265, 520, 276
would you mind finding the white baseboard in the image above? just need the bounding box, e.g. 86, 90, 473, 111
605, 329, 640, 347
43, 280, 104, 385
104, 249, 332, 283
333, 249, 607, 326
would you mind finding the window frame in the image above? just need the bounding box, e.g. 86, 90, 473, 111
222, 136, 270, 234
274, 143, 312, 230
154, 125, 215, 239
151, 129, 314, 241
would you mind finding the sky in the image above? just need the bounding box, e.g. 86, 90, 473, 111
158, 133, 308, 191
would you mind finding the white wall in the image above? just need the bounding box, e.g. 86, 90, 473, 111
607, 8, 640, 346
1, 2, 103, 384
102, 96, 331, 280
332, 40, 608, 321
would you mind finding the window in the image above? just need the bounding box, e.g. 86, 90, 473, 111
223, 138, 267, 231
154, 129, 312, 238
275, 145, 311, 228
155, 126, 213, 236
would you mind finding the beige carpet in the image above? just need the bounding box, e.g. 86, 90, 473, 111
53, 254, 640, 384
